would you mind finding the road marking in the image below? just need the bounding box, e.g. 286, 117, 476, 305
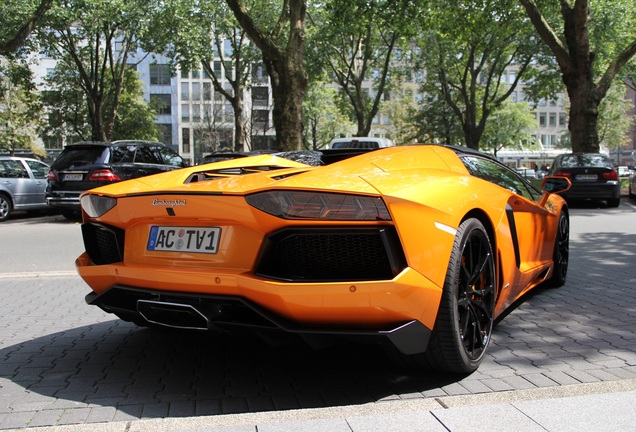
0, 270, 78, 279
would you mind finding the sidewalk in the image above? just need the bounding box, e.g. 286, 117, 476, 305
7, 380, 636, 432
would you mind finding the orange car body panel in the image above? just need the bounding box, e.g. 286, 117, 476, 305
76, 145, 567, 336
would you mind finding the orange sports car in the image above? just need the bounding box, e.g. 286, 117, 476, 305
76, 144, 570, 373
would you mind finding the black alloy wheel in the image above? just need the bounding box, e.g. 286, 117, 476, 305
404, 218, 496, 374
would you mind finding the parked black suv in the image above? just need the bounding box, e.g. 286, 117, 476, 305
46, 140, 188, 218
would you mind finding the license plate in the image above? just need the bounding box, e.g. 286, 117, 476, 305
575, 174, 597, 181
63, 173, 83, 181
147, 226, 221, 254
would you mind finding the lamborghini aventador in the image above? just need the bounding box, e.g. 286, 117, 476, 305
76, 144, 571, 373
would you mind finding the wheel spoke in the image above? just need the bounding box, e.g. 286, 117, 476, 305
457, 228, 495, 359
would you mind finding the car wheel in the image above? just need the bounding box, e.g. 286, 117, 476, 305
607, 198, 620, 208
0, 194, 12, 222
396, 218, 496, 374
544, 211, 569, 288
629, 184, 636, 199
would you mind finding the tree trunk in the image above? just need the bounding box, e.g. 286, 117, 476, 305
564, 72, 600, 153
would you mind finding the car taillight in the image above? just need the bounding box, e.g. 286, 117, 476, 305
89, 169, 121, 182
602, 170, 618, 180
80, 194, 117, 217
246, 191, 392, 220
47, 170, 58, 181
555, 170, 571, 178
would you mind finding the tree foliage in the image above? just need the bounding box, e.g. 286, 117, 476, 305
0, 58, 44, 154
161, 0, 262, 152
0, 0, 54, 55
36, 0, 163, 141
416, 0, 539, 150
225, 0, 307, 151
518, 0, 636, 153
308, 0, 414, 137
480, 99, 539, 156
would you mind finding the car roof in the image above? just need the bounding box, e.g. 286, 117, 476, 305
0, 156, 45, 162
65, 140, 167, 148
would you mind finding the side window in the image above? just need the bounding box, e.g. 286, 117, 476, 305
134, 146, 162, 164
462, 156, 541, 201
110, 146, 135, 163
156, 146, 185, 167
0, 160, 28, 178
25, 160, 50, 179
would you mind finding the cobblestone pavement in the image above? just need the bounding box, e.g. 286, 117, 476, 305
1, 203, 636, 430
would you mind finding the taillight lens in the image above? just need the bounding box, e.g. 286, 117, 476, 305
246, 191, 391, 220
80, 194, 117, 218
47, 170, 58, 181
602, 170, 618, 180
89, 169, 121, 182
555, 170, 571, 178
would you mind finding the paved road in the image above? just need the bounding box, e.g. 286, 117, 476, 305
1, 200, 636, 430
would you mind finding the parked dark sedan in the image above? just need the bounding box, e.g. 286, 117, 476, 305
547, 153, 620, 207
46, 140, 188, 218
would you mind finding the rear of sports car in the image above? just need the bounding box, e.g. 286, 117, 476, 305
76, 151, 465, 359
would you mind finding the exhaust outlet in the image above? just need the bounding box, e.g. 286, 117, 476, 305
137, 300, 209, 330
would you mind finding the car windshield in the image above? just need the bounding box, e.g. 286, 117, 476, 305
559, 154, 611, 168
52, 146, 109, 169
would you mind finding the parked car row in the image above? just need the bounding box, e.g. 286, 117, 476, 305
1, 144, 633, 222
1, 141, 187, 221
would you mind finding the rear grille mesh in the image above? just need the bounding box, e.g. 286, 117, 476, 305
82, 222, 125, 265
256, 227, 406, 281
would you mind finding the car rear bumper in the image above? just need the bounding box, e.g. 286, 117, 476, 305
46, 193, 81, 208
76, 251, 443, 355
560, 182, 620, 200
85, 284, 433, 355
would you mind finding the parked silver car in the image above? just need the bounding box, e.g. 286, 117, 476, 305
0, 156, 51, 221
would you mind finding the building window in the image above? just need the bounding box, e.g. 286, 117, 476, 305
549, 112, 557, 127
192, 82, 201, 100
192, 69, 200, 79
539, 113, 546, 127
214, 61, 223, 79
150, 94, 171, 115
182, 104, 190, 122
157, 124, 172, 145
253, 110, 269, 124
149, 64, 171, 85
251, 87, 268, 103
181, 82, 189, 101
192, 104, 201, 121
203, 82, 212, 100
559, 112, 567, 126
182, 128, 190, 153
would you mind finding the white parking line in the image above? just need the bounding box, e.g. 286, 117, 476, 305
0, 270, 78, 279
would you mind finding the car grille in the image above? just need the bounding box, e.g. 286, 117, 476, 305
255, 227, 406, 282
81, 222, 125, 265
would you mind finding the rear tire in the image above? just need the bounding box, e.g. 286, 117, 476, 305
398, 218, 496, 374
607, 198, 620, 208
0, 194, 12, 222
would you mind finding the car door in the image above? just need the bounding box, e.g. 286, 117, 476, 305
461, 155, 554, 270
23, 159, 49, 206
0, 159, 32, 207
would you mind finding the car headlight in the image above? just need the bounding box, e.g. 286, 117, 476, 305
246, 191, 391, 220
80, 194, 117, 218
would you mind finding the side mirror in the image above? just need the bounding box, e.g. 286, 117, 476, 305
541, 176, 571, 193
538, 176, 571, 207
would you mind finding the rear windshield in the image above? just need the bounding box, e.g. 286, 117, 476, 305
558, 154, 612, 168
52, 146, 109, 169
332, 141, 379, 149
